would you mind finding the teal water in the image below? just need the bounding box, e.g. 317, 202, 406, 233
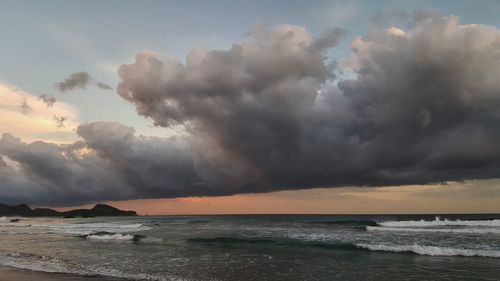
0, 214, 499, 280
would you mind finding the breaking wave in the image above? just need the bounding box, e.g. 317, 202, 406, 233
32, 222, 150, 235
0, 217, 24, 227
86, 232, 139, 241
79, 231, 162, 243
370, 217, 500, 234
355, 243, 500, 257
378, 217, 500, 227
366, 226, 500, 234
0, 217, 20, 223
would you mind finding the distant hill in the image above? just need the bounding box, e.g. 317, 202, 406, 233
0, 203, 137, 217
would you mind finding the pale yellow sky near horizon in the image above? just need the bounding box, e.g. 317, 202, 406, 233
0, 83, 79, 144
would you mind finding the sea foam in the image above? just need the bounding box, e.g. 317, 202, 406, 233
0, 250, 185, 281
366, 226, 500, 234
378, 217, 500, 227
32, 222, 150, 235
86, 233, 136, 241
355, 243, 500, 257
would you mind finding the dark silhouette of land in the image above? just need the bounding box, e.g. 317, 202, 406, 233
0, 203, 137, 217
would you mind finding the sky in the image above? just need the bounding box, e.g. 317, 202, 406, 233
1, 0, 500, 214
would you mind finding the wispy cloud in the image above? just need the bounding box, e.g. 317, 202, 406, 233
56, 71, 113, 92
53, 115, 67, 128
19, 99, 32, 115
0, 83, 79, 143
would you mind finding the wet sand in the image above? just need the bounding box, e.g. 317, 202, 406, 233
0, 266, 120, 281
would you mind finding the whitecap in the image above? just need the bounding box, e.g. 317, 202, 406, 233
86, 233, 136, 241
32, 222, 150, 235
378, 218, 500, 227
355, 243, 500, 257
366, 226, 500, 234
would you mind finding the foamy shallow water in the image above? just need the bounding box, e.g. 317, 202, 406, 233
0, 215, 499, 281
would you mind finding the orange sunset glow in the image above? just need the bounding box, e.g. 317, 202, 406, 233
58, 180, 500, 215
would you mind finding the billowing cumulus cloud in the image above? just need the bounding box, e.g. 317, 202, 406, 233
116, 15, 500, 189
0, 122, 199, 205
56, 71, 113, 92
2, 13, 500, 206
336, 11, 500, 183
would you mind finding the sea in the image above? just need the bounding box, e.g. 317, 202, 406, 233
0, 214, 499, 281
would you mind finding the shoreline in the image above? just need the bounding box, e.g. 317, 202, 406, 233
0, 266, 122, 281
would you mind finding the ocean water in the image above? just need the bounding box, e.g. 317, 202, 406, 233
0, 214, 499, 281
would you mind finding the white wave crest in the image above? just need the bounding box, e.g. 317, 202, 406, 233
86, 233, 136, 241
366, 226, 500, 234
32, 222, 150, 235
0, 217, 24, 227
356, 243, 500, 257
378, 217, 500, 227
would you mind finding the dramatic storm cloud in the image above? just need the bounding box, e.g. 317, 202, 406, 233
56, 71, 113, 92
0, 122, 198, 205
1, 13, 500, 205
117, 15, 500, 188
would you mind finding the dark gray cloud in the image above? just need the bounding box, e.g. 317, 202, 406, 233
38, 94, 56, 107
96, 82, 113, 91
52, 115, 67, 128
1, 14, 500, 206
116, 16, 500, 189
19, 99, 32, 115
0, 128, 124, 205
0, 122, 199, 206
56, 71, 113, 92
56, 72, 91, 92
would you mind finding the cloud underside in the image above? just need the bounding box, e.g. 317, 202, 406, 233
2, 12, 500, 206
